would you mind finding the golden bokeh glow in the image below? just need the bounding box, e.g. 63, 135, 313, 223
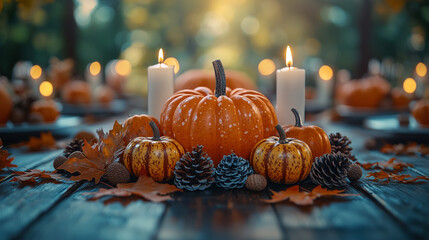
30, 65, 42, 79
319, 65, 333, 81
115, 60, 132, 76
285, 46, 293, 68
258, 59, 276, 76
164, 57, 180, 74
403, 78, 416, 94
39, 81, 53, 97
158, 48, 164, 63
416, 62, 427, 77
89, 61, 101, 76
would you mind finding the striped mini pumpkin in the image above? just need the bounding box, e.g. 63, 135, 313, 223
123, 121, 185, 182
250, 125, 313, 184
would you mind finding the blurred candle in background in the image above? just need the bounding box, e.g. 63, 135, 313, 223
317, 65, 334, 106
415, 62, 427, 98
258, 58, 276, 100
148, 48, 174, 120
30, 64, 43, 99
276, 46, 305, 125
39, 81, 54, 99
87, 61, 102, 92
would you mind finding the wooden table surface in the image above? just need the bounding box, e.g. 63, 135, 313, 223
1, 117, 428, 240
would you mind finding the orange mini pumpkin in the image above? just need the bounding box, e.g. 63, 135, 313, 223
174, 69, 257, 92
161, 60, 277, 166
123, 114, 163, 145
250, 125, 313, 184
30, 99, 60, 123
412, 99, 429, 127
123, 121, 185, 182
94, 85, 115, 105
283, 108, 331, 159
61, 80, 91, 104
391, 87, 413, 109
0, 86, 13, 125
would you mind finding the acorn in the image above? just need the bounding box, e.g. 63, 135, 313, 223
103, 162, 131, 186
74, 131, 97, 143
68, 151, 85, 160
245, 174, 267, 192
53, 155, 67, 169
347, 163, 362, 182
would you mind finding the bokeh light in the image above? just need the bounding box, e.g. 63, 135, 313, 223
30, 65, 42, 79
403, 78, 416, 94
164, 57, 180, 74
416, 62, 427, 77
258, 59, 276, 76
319, 65, 333, 80
89, 61, 101, 76
39, 81, 53, 97
115, 60, 132, 76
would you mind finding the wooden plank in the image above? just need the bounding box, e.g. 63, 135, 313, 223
156, 188, 283, 240
20, 184, 166, 240
0, 159, 78, 239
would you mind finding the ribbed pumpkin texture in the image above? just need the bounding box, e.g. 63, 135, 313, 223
282, 109, 331, 159
160, 60, 278, 166
123, 121, 185, 182
250, 125, 313, 184
412, 99, 429, 127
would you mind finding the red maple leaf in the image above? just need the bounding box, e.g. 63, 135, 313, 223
359, 158, 412, 173
367, 170, 429, 183
262, 185, 356, 206
10, 169, 63, 183
85, 176, 182, 203
0, 141, 16, 171
58, 121, 127, 183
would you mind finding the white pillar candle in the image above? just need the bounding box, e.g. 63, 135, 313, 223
86, 61, 102, 92
316, 65, 334, 106
148, 49, 174, 120
276, 46, 305, 126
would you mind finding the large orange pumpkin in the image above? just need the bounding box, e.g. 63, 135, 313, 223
123, 121, 185, 182
123, 114, 163, 145
161, 60, 277, 166
174, 69, 257, 92
30, 99, 59, 123
250, 125, 313, 184
336, 76, 391, 108
283, 108, 331, 159
0, 86, 13, 125
412, 99, 429, 127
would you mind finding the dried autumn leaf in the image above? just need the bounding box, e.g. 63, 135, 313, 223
262, 185, 356, 206
85, 176, 182, 203
28, 132, 57, 151
0, 144, 16, 171
59, 121, 128, 183
367, 170, 429, 183
359, 158, 412, 173
11, 169, 63, 183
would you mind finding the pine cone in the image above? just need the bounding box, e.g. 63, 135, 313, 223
64, 138, 84, 157
174, 145, 215, 191
310, 152, 352, 189
215, 153, 253, 189
329, 133, 356, 161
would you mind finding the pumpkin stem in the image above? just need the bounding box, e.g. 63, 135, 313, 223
291, 108, 303, 127
149, 121, 161, 141
275, 124, 287, 144
213, 60, 226, 97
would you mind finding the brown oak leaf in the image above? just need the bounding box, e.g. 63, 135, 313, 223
359, 158, 412, 173
59, 121, 128, 183
0, 143, 16, 171
367, 170, 429, 183
28, 132, 57, 151
262, 185, 356, 206
85, 176, 182, 203
11, 169, 63, 184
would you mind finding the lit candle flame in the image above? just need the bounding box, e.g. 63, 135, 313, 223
39, 81, 53, 97
319, 65, 333, 81
158, 48, 164, 64
30, 65, 42, 79
403, 77, 416, 94
89, 61, 101, 76
286, 46, 293, 68
115, 60, 131, 76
